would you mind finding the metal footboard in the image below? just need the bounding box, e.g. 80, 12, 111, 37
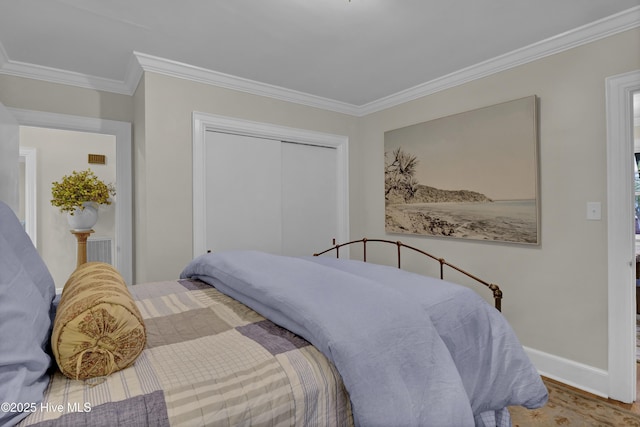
314, 237, 502, 312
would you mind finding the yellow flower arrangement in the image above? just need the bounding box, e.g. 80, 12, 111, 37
51, 169, 116, 214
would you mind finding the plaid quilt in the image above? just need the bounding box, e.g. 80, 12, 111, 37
19, 279, 353, 427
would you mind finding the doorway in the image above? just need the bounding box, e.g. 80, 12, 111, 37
9, 108, 133, 285
634, 93, 640, 367
19, 126, 117, 289
606, 70, 640, 403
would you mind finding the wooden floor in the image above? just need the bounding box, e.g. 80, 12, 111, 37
544, 363, 640, 414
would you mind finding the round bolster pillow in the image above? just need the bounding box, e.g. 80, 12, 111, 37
52, 262, 146, 380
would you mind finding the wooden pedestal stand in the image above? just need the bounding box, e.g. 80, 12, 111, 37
71, 229, 94, 268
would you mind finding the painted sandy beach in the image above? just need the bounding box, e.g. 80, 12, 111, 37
385, 200, 537, 243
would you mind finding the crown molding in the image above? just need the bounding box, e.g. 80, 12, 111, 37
358, 5, 640, 116
0, 45, 134, 95
132, 52, 360, 115
123, 54, 145, 95
0, 6, 638, 115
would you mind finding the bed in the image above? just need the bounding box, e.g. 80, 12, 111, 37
0, 200, 547, 427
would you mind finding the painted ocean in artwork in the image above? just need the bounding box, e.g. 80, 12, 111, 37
384, 96, 539, 244
385, 199, 537, 243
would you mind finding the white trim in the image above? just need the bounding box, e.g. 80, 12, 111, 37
9, 109, 134, 285
0, 57, 134, 96
0, 7, 638, 115
192, 112, 350, 258
19, 147, 37, 246
524, 346, 609, 399
360, 6, 640, 115
606, 70, 640, 403
135, 53, 360, 116
0, 36, 138, 96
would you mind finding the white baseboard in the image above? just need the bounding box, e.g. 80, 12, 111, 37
524, 346, 609, 399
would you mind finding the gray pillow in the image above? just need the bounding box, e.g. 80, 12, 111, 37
0, 201, 55, 426
0, 201, 55, 306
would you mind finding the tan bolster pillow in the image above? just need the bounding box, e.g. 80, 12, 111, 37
52, 262, 146, 380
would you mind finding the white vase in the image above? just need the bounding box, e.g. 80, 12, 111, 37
67, 202, 99, 231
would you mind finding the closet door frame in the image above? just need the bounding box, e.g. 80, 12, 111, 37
192, 111, 350, 258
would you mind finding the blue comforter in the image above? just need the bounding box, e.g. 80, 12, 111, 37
180, 251, 547, 427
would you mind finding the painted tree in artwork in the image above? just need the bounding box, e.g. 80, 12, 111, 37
384, 147, 419, 202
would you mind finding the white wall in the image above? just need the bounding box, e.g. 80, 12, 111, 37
0, 74, 133, 123
357, 28, 640, 372
19, 126, 116, 288
0, 102, 19, 211
134, 72, 359, 282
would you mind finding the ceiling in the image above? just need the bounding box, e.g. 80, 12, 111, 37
0, 0, 639, 111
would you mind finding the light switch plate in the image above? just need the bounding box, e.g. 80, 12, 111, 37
587, 202, 601, 220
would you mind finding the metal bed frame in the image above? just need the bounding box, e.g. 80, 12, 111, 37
314, 237, 502, 311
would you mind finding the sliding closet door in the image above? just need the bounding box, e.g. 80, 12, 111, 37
281, 141, 337, 256
205, 132, 283, 253
204, 131, 338, 256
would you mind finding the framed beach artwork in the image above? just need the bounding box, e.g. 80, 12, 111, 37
384, 95, 539, 244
